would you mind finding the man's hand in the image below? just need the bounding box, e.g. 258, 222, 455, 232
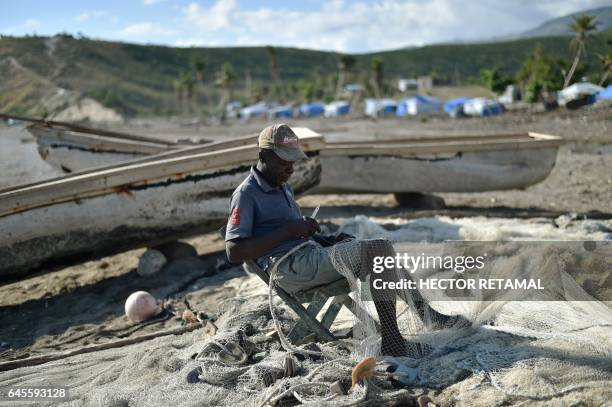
284, 217, 321, 239
226, 217, 321, 264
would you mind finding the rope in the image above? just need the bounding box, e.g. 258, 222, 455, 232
258, 382, 330, 407
266, 241, 327, 357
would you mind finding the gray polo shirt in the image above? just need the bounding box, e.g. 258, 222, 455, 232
225, 167, 307, 267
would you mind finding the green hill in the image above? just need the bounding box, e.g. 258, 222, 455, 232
1, 28, 610, 117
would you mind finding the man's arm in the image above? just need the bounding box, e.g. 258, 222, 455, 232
226, 217, 320, 263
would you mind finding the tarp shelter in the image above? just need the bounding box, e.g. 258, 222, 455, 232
240, 102, 270, 119
558, 82, 604, 106
365, 99, 397, 117
463, 98, 504, 116
444, 98, 469, 118
396, 95, 442, 116
398, 78, 417, 92
299, 102, 325, 117
596, 85, 612, 100
324, 101, 350, 117
225, 101, 242, 119
268, 106, 293, 119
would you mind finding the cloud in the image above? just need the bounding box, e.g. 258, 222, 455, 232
175, 38, 218, 47
75, 10, 118, 23
180, 0, 465, 52
533, 0, 612, 18
4, 18, 40, 34
23, 18, 40, 29
184, 0, 237, 31
131, 0, 612, 52
142, 0, 167, 5
117, 22, 175, 37
175, 0, 606, 52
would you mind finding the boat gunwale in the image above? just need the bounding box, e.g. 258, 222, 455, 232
1, 113, 181, 146
321, 132, 563, 157
0, 131, 324, 218
327, 132, 545, 144
1, 129, 324, 195
29, 125, 177, 155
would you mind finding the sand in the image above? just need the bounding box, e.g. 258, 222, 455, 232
0, 105, 610, 405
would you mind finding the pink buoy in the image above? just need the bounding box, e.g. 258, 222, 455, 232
125, 291, 160, 323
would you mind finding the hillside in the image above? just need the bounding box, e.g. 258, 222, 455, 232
1, 28, 610, 118
513, 6, 612, 39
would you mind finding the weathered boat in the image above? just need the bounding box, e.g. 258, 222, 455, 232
25, 119, 202, 172
0, 129, 324, 281
12, 115, 563, 195
315, 132, 563, 194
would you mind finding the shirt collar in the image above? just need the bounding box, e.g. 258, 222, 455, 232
251, 166, 280, 193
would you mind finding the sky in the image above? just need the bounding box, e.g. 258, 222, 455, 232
2, 0, 611, 53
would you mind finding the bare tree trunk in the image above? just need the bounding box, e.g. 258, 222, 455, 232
218, 88, 231, 123
335, 70, 345, 99
564, 48, 582, 88
598, 71, 609, 86
245, 69, 252, 100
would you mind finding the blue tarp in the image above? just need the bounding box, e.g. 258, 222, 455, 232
240, 102, 269, 119
396, 95, 441, 116
325, 101, 351, 116
268, 106, 293, 119
365, 99, 397, 117
444, 98, 469, 114
597, 85, 612, 100
299, 102, 325, 117
463, 98, 504, 116
395, 99, 409, 116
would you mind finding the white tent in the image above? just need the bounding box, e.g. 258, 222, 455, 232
557, 82, 604, 106
324, 101, 350, 117
240, 102, 272, 119
365, 99, 397, 117
463, 98, 503, 116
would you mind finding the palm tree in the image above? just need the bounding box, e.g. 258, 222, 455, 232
180, 72, 196, 113
266, 46, 279, 84
216, 62, 236, 121
336, 54, 356, 98
266, 45, 284, 100
192, 57, 206, 84
173, 78, 183, 102
597, 52, 612, 86
370, 57, 383, 98
244, 69, 253, 101
563, 15, 599, 88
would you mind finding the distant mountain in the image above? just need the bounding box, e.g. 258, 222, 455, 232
511, 6, 612, 39
1, 28, 610, 118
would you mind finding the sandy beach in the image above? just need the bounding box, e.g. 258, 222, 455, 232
0, 105, 610, 406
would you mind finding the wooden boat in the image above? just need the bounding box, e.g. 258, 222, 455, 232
0, 129, 324, 281
314, 132, 563, 194
26, 119, 202, 173
12, 115, 563, 194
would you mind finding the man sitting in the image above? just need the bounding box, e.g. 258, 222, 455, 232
225, 124, 463, 356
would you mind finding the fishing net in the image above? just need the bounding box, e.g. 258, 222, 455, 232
181, 216, 610, 406
2, 216, 610, 406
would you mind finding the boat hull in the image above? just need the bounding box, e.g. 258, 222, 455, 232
39, 143, 147, 173
31, 126, 170, 173
314, 147, 558, 193
0, 157, 321, 280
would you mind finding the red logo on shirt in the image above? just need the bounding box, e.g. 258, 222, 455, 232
229, 208, 240, 225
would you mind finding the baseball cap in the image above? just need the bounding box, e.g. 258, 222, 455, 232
258, 123, 308, 162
